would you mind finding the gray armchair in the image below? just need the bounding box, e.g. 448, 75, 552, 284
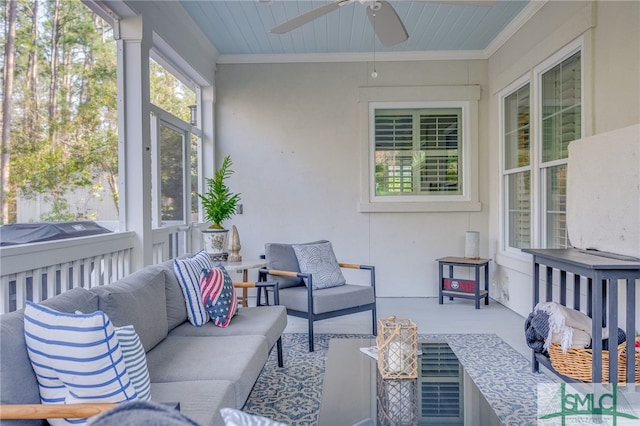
259, 241, 377, 351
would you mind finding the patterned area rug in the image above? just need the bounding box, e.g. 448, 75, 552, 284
243, 333, 367, 425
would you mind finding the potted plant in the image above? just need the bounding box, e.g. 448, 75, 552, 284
197, 155, 241, 258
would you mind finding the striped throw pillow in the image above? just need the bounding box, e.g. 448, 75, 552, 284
173, 250, 213, 326
200, 266, 238, 328
23, 301, 137, 426
114, 326, 151, 401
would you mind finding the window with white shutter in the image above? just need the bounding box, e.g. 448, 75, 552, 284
374, 108, 462, 197
359, 86, 480, 213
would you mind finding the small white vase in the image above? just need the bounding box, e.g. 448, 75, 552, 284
202, 228, 229, 258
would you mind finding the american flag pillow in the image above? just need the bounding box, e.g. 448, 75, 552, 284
199, 265, 238, 327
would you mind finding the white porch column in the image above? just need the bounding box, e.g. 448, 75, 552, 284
201, 82, 216, 183
116, 16, 153, 270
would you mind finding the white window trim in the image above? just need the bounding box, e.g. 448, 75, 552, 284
533, 38, 585, 249
498, 74, 531, 257
150, 105, 195, 228
359, 86, 481, 213
497, 36, 586, 268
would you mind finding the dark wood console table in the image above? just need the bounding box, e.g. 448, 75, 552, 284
523, 248, 640, 383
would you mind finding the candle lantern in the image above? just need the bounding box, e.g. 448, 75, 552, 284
376, 316, 418, 379
377, 374, 418, 426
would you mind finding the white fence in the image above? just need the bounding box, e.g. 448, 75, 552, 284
0, 225, 199, 314
17, 181, 119, 223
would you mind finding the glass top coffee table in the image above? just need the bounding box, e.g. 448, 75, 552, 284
318, 338, 500, 426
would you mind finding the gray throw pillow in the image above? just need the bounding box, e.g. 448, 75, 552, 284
265, 240, 328, 289
292, 241, 346, 290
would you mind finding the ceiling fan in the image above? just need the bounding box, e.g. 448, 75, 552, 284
270, 0, 496, 47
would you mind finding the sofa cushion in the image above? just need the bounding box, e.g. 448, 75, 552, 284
169, 305, 287, 349
200, 266, 237, 328
173, 250, 213, 326
41, 286, 100, 313
150, 380, 236, 426
292, 241, 346, 290
0, 309, 41, 419
115, 325, 151, 401
145, 335, 268, 408
278, 284, 375, 314
92, 268, 168, 352
24, 302, 137, 425
264, 240, 328, 289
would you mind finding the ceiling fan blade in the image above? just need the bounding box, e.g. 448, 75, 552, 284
366, 1, 408, 47
271, 1, 350, 34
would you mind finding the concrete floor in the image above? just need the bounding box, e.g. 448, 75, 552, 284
281, 297, 531, 359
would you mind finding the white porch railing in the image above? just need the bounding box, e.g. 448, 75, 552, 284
0, 225, 200, 314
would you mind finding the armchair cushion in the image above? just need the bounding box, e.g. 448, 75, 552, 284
279, 284, 375, 314
292, 241, 346, 290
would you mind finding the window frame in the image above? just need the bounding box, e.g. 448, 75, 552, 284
500, 75, 532, 254
359, 86, 481, 213
499, 38, 585, 255
373, 106, 464, 199
150, 105, 199, 228
535, 45, 583, 250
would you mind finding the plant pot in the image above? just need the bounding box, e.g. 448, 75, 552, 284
202, 228, 229, 259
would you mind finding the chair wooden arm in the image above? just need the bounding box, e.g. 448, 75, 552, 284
233, 279, 280, 307
0, 403, 117, 420
338, 262, 360, 269
262, 269, 300, 278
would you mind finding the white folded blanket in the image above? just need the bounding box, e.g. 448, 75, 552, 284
534, 301, 608, 353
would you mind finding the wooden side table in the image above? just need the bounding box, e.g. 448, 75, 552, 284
218, 259, 267, 307
437, 257, 490, 309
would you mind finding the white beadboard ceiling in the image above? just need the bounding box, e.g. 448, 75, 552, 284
179, 0, 531, 62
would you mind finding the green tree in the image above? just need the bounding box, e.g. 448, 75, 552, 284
3, 0, 118, 222
1, 0, 18, 224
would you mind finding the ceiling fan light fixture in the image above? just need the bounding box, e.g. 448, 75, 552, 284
360, 0, 381, 12
271, 0, 407, 46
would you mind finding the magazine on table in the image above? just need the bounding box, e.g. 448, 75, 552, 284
359, 346, 379, 360
359, 346, 422, 361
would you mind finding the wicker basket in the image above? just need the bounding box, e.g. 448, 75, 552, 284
548, 343, 640, 383
619, 345, 640, 383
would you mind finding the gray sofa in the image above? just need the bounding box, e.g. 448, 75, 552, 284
0, 259, 287, 426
